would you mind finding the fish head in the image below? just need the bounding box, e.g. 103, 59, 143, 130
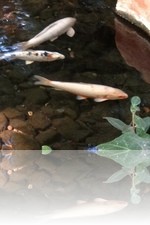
70, 17, 77, 26
93, 197, 128, 208
62, 17, 77, 26
51, 52, 65, 60
107, 88, 128, 100
52, 17, 76, 31
117, 93, 128, 99
115, 91, 128, 100
105, 199, 128, 210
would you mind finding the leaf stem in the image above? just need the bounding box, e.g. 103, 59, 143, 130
131, 167, 136, 189
131, 111, 136, 132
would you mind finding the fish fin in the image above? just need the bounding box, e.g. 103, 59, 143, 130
25, 60, 34, 64
34, 75, 52, 86
12, 41, 28, 51
76, 96, 87, 100
66, 28, 75, 37
94, 98, 107, 102
50, 36, 58, 42
0, 53, 8, 61
0, 53, 16, 61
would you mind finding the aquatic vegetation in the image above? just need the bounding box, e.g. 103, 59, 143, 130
41, 145, 53, 155
88, 96, 150, 204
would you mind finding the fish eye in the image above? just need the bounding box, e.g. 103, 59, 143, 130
118, 95, 127, 99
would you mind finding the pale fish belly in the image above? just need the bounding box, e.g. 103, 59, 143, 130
51, 82, 122, 100
37, 198, 128, 221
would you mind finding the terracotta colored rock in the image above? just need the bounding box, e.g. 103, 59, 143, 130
0, 130, 40, 150
115, 18, 150, 84
116, 0, 150, 35
0, 113, 8, 132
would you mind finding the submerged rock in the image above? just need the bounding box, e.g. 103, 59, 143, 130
22, 0, 48, 16
0, 130, 40, 150
28, 111, 51, 130
115, 17, 150, 84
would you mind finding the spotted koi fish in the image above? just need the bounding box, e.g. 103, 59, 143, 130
0, 50, 65, 64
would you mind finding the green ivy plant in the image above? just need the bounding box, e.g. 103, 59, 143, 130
89, 96, 150, 204
41, 145, 53, 155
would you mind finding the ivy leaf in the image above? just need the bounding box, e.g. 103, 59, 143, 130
135, 115, 147, 135
103, 117, 130, 132
134, 165, 150, 185
104, 168, 129, 183
131, 192, 141, 204
143, 117, 150, 132
131, 96, 141, 107
41, 145, 53, 155
97, 131, 150, 150
96, 132, 150, 168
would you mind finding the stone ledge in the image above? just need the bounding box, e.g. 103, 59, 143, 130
116, 0, 150, 35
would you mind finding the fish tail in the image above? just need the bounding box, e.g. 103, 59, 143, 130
0, 53, 14, 61
34, 75, 52, 86
0, 53, 7, 60
12, 41, 28, 51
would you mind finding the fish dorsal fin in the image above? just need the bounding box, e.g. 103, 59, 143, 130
25, 60, 34, 64
94, 98, 107, 102
76, 95, 87, 100
66, 27, 75, 37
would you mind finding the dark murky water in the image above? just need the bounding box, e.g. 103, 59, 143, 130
0, 0, 149, 150
0, 1, 150, 224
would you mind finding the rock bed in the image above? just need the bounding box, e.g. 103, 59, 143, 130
0, 0, 149, 150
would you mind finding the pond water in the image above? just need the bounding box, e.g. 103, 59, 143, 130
0, 0, 149, 150
0, 1, 150, 224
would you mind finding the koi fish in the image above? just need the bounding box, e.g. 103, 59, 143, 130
34, 75, 128, 102
14, 17, 76, 50
38, 198, 128, 220
0, 50, 65, 64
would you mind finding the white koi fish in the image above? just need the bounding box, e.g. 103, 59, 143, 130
14, 17, 76, 50
0, 50, 65, 64
34, 75, 128, 102
37, 198, 128, 221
